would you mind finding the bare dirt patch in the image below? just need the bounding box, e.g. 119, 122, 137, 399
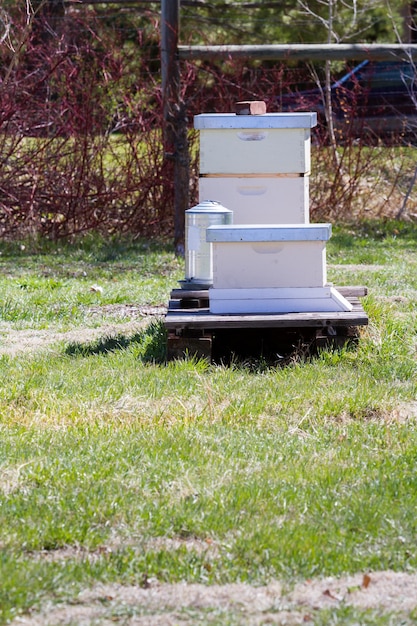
11, 571, 417, 625
0, 305, 166, 357
0, 321, 146, 357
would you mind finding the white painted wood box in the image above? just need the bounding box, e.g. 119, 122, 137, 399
199, 175, 309, 224
194, 112, 317, 176
209, 286, 353, 314
206, 224, 331, 290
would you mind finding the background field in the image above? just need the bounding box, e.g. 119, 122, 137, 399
1, 221, 417, 625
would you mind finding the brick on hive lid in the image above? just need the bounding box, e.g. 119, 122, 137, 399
235, 100, 267, 115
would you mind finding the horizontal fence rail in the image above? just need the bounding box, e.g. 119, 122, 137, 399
178, 43, 417, 62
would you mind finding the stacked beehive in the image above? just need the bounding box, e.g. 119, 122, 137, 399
194, 105, 352, 314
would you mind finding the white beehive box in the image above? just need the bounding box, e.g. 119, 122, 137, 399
209, 286, 353, 314
199, 176, 309, 224
195, 112, 317, 175
206, 224, 331, 290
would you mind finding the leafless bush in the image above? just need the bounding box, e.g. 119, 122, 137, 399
0, 6, 174, 240
1, 6, 416, 242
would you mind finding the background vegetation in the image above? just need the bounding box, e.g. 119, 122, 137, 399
0, 1, 416, 241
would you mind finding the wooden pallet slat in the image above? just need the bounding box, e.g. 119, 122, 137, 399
164, 286, 369, 361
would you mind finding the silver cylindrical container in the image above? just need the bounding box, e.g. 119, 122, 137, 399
182, 200, 232, 289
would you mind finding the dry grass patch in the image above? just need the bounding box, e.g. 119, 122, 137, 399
11, 571, 417, 625
0, 321, 151, 357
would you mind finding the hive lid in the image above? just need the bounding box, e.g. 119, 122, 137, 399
186, 200, 233, 214
206, 223, 332, 242
194, 112, 317, 130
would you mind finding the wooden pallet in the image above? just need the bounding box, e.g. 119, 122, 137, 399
165, 286, 368, 361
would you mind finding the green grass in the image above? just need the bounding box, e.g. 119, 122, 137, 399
0, 236, 183, 329
0, 222, 417, 624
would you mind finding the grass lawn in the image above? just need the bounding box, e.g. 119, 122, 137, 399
0, 221, 417, 624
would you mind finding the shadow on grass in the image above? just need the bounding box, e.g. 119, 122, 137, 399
64, 321, 360, 369
211, 326, 361, 369
65, 320, 167, 363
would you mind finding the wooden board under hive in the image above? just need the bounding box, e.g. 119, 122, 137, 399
165, 286, 369, 363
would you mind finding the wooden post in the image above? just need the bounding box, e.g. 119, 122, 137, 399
161, 0, 189, 255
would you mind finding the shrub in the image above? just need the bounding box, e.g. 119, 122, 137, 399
0, 6, 416, 241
